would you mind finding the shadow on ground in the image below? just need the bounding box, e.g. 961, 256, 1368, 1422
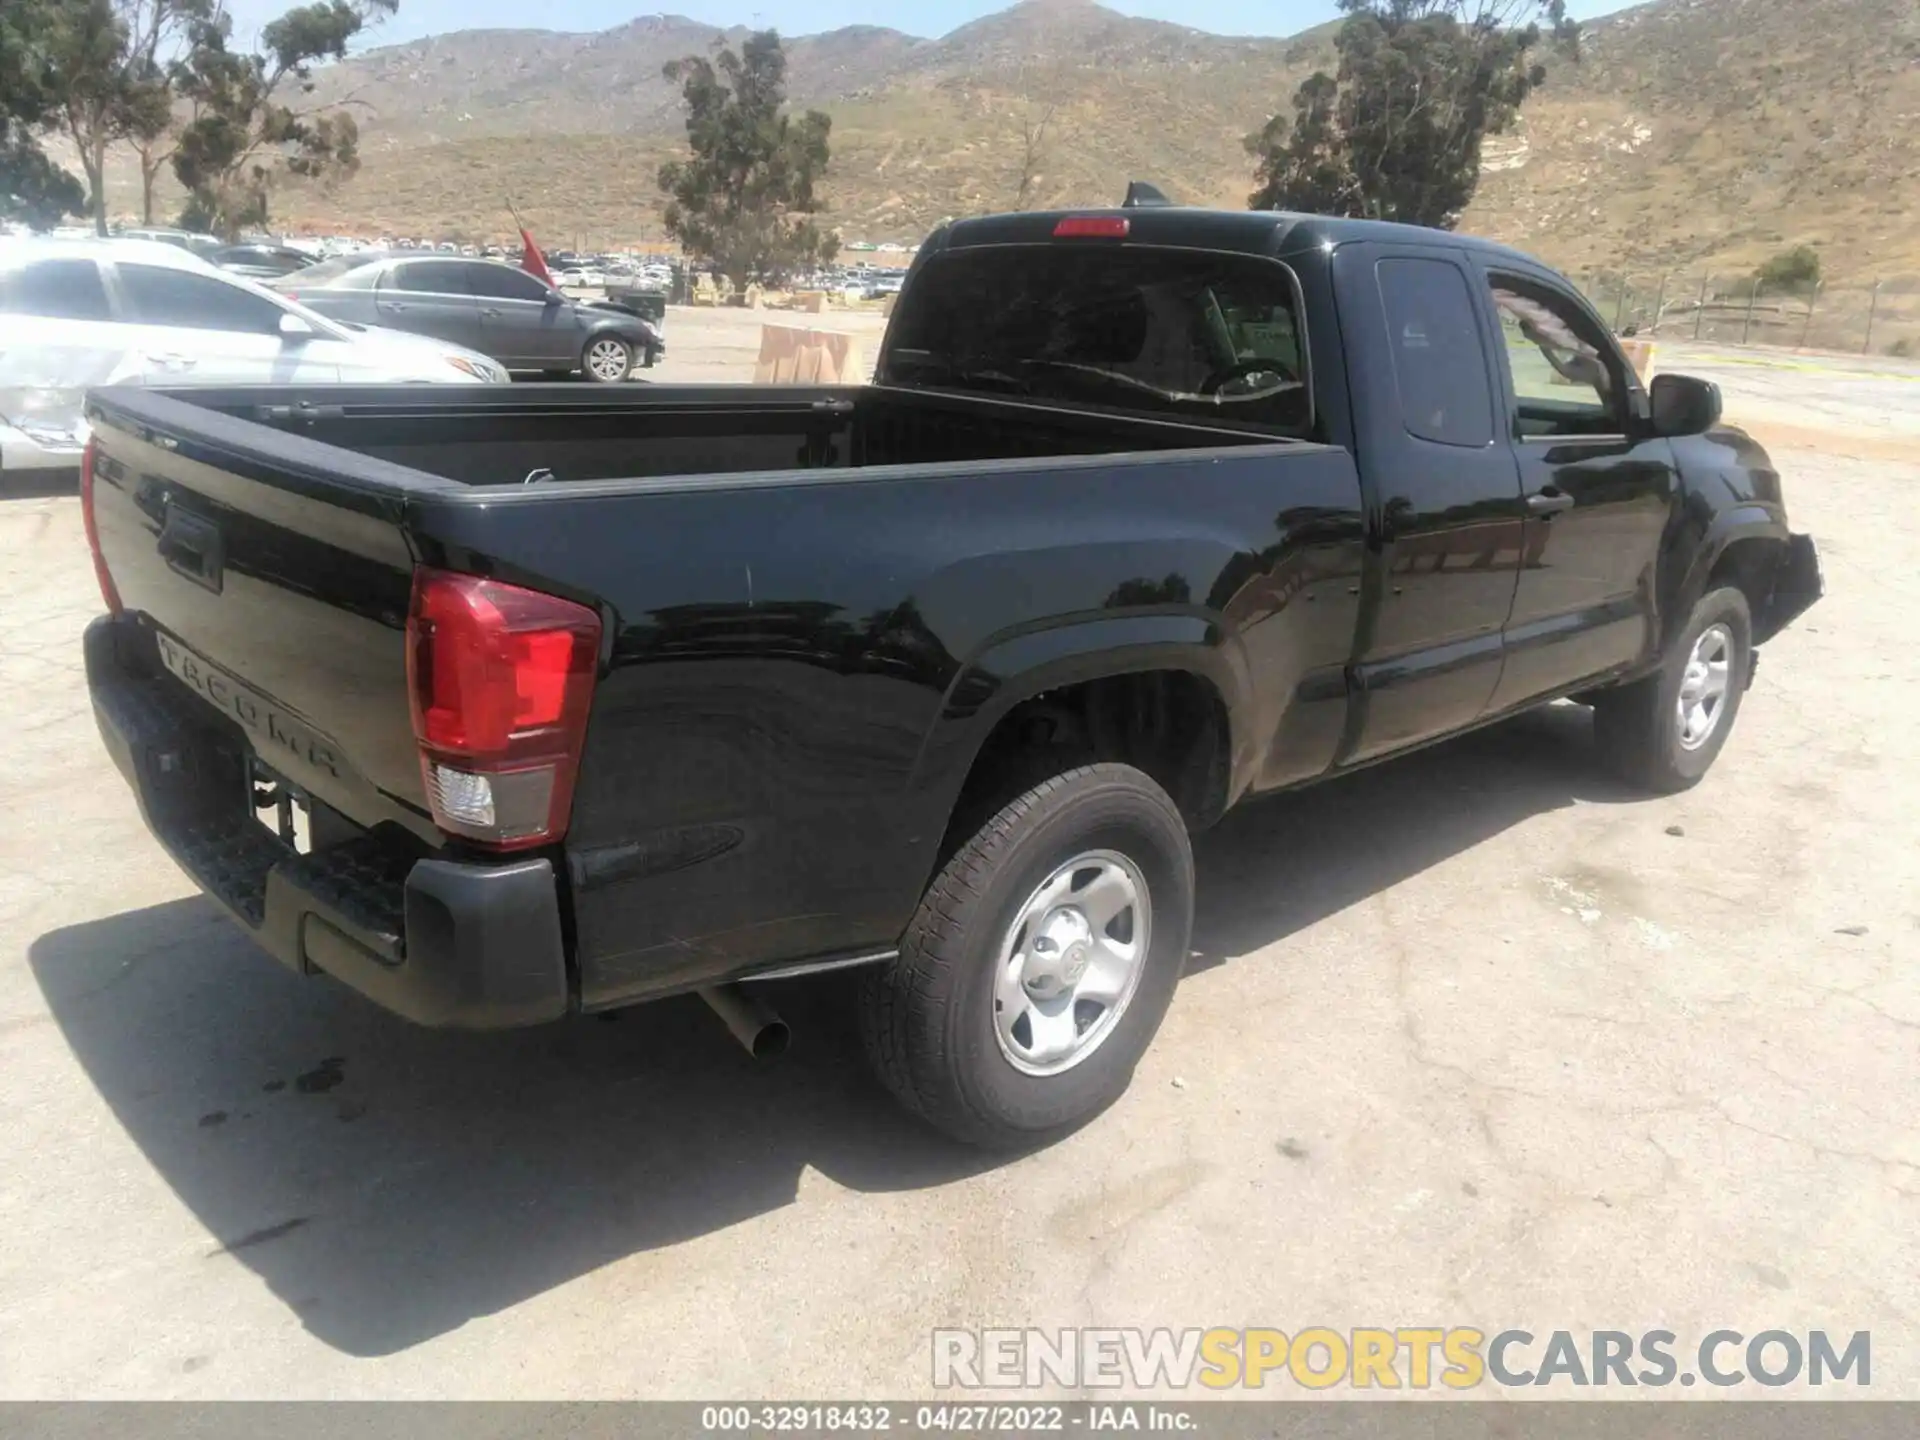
1189, 702, 1630, 965
31, 702, 1633, 1357
1, 468, 80, 500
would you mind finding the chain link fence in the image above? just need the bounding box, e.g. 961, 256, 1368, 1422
1570, 272, 1920, 359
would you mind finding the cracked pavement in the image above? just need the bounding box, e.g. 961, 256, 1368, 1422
0, 322, 1916, 1398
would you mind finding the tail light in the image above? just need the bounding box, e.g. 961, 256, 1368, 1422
1053, 216, 1130, 238
405, 567, 601, 851
79, 438, 123, 615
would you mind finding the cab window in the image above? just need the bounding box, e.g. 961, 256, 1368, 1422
884, 246, 1312, 433
1375, 257, 1496, 449
1487, 274, 1626, 438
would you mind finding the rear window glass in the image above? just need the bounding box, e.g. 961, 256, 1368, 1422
0, 259, 112, 321
884, 246, 1310, 432
1375, 257, 1495, 449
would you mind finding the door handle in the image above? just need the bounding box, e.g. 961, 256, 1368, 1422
146, 352, 197, 370
385, 301, 409, 312
1527, 488, 1575, 516
481, 307, 501, 317
158, 505, 224, 593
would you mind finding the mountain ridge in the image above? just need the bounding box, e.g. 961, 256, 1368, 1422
102, 0, 1920, 283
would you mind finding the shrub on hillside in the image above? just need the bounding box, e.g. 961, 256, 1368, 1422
1754, 244, 1822, 294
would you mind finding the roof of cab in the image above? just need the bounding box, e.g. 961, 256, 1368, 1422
934, 206, 1548, 270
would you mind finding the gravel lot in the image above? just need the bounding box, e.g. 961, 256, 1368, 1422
648, 302, 889, 384
1, 313, 1916, 1399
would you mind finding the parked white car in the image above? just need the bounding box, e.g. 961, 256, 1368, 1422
0, 237, 508, 476
113, 226, 222, 257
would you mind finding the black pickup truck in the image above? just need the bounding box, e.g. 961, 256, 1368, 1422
80, 203, 1821, 1146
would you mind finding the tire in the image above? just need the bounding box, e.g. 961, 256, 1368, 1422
859, 763, 1194, 1148
1593, 585, 1752, 792
580, 334, 633, 383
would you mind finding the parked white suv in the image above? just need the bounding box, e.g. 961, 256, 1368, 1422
0, 237, 508, 477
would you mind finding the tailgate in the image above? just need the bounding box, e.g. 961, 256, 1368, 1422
86, 389, 443, 839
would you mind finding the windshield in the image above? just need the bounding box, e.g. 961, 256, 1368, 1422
882, 245, 1310, 433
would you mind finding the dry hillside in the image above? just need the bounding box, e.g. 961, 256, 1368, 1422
101, 0, 1920, 283
283, 0, 1336, 245
1467, 0, 1920, 280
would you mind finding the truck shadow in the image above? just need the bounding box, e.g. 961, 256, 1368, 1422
1188, 701, 1631, 966
30, 703, 1631, 1357
0, 468, 80, 500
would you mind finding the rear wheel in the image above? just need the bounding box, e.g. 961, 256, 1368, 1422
859, 763, 1193, 1148
581, 335, 633, 383
1593, 585, 1753, 792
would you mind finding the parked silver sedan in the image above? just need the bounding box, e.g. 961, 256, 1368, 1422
0, 237, 508, 480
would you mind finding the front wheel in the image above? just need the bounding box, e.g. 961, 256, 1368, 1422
1593, 585, 1753, 792
859, 763, 1194, 1148
580, 335, 633, 383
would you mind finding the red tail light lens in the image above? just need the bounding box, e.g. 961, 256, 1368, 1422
405, 567, 601, 851
1053, 216, 1130, 238
79, 437, 123, 615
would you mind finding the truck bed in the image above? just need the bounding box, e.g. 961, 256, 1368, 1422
142, 382, 1280, 489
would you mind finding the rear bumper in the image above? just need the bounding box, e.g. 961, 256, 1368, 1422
85, 616, 569, 1029
1757, 532, 1824, 644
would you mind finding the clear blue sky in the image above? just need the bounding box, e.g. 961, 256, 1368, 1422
223, 0, 1643, 50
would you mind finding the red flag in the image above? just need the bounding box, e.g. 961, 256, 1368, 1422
519, 227, 554, 287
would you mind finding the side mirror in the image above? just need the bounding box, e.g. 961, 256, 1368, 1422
1649, 372, 1722, 437
545, 290, 564, 306
278, 312, 316, 340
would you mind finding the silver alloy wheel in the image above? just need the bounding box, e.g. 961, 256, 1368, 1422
585, 337, 630, 382
1676, 622, 1734, 750
992, 849, 1152, 1077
